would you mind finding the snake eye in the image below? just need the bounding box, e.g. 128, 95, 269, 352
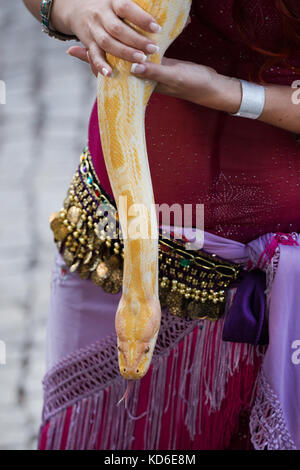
144, 346, 150, 353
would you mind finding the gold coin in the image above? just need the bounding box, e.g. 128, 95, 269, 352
102, 268, 122, 294
49, 212, 59, 225
70, 259, 80, 273
51, 217, 69, 241
110, 268, 123, 293
89, 258, 100, 272
76, 217, 83, 231
186, 301, 205, 319
107, 254, 122, 270
63, 195, 70, 209
78, 263, 91, 279
97, 261, 109, 279
63, 248, 75, 267
91, 261, 110, 286
83, 251, 93, 265
87, 233, 95, 246
67, 206, 81, 225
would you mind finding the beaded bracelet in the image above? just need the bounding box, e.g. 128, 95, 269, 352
40, 0, 79, 42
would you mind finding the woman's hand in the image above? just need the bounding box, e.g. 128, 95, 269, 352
64, 3, 191, 77
132, 57, 243, 113
51, 0, 163, 76
131, 57, 221, 105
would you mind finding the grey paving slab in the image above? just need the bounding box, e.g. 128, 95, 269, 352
0, 1, 95, 449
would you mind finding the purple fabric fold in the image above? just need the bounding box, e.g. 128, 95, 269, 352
250, 239, 300, 449
222, 269, 269, 346
162, 226, 300, 448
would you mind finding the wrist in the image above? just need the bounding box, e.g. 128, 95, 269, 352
203, 74, 242, 114
50, 0, 75, 36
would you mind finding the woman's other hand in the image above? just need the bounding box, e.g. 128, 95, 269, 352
64, 3, 191, 77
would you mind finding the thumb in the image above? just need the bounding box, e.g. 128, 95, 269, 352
67, 46, 99, 76
66, 46, 89, 63
130, 60, 174, 85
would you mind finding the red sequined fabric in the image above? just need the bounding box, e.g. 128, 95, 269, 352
88, 0, 300, 244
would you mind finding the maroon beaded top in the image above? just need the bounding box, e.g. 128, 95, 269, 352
88, 0, 300, 243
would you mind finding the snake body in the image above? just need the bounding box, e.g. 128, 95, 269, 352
97, 0, 192, 380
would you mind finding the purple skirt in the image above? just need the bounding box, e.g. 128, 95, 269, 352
39, 227, 300, 450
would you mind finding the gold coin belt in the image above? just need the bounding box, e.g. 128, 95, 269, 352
49, 147, 243, 321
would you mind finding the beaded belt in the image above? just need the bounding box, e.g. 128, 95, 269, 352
49, 147, 243, 321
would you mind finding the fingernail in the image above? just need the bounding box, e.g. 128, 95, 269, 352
133, 52, 147, 62
102, 67, 109, 76
146, 43, 160, 54
131, 63, 146, 74
149, 22, 161, 32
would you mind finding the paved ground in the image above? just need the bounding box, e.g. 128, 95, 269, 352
0, 3, 95, 449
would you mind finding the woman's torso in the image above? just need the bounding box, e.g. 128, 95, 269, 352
88, 0, 300, 243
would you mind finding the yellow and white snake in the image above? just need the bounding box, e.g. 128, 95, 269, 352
97, 0, 192, 381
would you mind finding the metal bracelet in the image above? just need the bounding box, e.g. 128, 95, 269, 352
40, 0, 79, 42
231, 79, 266, 119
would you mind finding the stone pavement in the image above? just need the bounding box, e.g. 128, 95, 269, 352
0, 2, 95, 449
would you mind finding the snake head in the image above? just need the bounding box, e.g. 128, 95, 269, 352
117, 330, 159, 380
116, 295, 161, 380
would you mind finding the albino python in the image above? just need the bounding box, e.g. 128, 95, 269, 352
97, 0, 192, 381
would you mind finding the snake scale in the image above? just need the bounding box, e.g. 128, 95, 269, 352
97, 0, 192, 381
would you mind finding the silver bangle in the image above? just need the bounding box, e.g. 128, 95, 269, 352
231, 79, 266, 119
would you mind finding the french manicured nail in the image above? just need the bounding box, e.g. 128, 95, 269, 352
131, 63, 146, 74
146, 43, 160, 54
102, 67, 109, 76
149, 22, 161, 32
133, 52, 147, 62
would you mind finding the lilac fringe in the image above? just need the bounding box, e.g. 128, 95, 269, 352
41, 311, 198, 423
264, 246, 280, 312
39, 297, 260, 450
250, 369, 296, 450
